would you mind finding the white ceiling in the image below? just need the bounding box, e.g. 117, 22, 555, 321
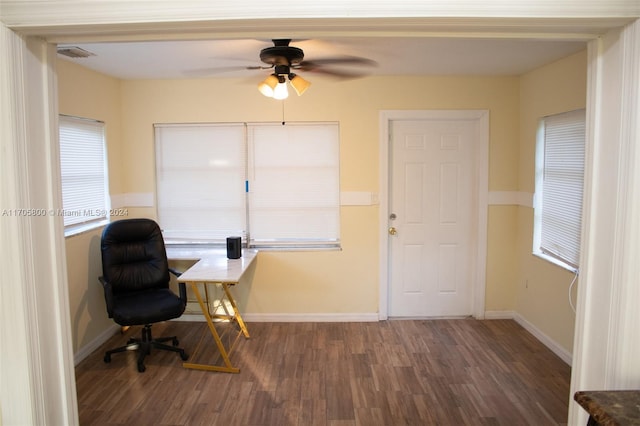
57, 36, 587, 80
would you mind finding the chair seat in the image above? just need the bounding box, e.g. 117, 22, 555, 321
112, 288, 185, 326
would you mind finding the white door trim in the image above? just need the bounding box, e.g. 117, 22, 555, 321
379, 110, 489, 320
568, 19, 640, 425
0, 32, 78, 425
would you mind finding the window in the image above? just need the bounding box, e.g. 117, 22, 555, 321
155, 122, 340, 249
58, 115, 110, 234
155, 123, 247, 242
533, 109, 586, 270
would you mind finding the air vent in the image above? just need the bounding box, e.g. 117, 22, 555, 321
57, 46, 95, 58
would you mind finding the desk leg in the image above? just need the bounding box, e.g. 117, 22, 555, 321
182, 282, 240, 373
222, 283, 250, 338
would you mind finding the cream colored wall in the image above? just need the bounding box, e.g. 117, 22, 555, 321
517, 50, 587, 355
57, 59, 123, 353
119, 75, 520, 315
57, 59, 124, 195
485, 205, 519, 311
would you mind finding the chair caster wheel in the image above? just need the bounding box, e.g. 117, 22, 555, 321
137, 363, 146, 373
104, 354, 111, 363
180, 351, 189, 361
172, 338, 179, 346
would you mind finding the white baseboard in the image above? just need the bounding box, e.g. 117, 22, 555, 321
483, 310, 516, 319
172, 314, 208, 322
73, 324, 120, 366
484, 310, 572, 365
244, 313, 380, 322
173, 312, 380, 323
513, 313, 572, 365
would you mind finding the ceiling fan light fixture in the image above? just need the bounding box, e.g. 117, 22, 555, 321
258, 74, 279, 97
289, 73, 311, 96
273, 78, 289, 100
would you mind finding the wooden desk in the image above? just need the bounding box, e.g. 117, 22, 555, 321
166, 247, 257, 373
574, 390, 640, 425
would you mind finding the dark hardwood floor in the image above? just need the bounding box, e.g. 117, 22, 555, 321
75, 319, 571, 425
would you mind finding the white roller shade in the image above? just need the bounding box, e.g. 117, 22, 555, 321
247, 122, 340, 247
155, 123, 247, 243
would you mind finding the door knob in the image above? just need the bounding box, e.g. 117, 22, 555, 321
388, 227, 397, 236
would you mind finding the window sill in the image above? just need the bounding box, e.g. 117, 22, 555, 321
164, 241, 342, 252
533, 251, 578, 273
252, 245, 342, 252
64, 219, 109, 238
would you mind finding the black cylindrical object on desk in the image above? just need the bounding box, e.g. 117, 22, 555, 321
226, 237, 242, 259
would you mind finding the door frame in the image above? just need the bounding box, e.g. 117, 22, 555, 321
378, 110, 489, 320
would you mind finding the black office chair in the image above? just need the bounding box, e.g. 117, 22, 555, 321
99, 218, 188, 372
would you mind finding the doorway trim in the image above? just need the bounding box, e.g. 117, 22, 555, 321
378, 110, 489, 320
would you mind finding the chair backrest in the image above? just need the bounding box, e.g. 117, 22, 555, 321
101, 218, 170, 294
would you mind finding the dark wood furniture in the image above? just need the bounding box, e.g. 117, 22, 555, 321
574, 390, 640, 425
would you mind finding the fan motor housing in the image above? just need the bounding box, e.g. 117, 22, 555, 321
260, 46, 304, 66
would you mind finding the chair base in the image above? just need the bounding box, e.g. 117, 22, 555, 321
103, 324, 189, 372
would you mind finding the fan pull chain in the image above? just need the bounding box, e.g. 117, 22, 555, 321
281, 100, 286, 125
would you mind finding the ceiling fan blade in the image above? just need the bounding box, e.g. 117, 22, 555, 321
298, 56, 378, 68
301, 67, 370, 79
293, 56, 377, 79
183, 65, 271, 77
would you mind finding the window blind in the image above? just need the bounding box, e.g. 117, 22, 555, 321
154, 123, 247, 243
247, 123, 340, 247
58, 115, 108, 227
539, 109, 586, 268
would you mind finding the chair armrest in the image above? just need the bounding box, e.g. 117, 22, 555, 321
168, 268, 187, 303
98, 276, 115, 318
177, 282, 187, 304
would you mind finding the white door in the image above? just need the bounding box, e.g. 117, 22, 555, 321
388, 117, 478, 317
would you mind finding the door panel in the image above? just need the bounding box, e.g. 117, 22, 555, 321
389, 118, 476, 317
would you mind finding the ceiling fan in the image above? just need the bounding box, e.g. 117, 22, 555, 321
243, 39, 377, 99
